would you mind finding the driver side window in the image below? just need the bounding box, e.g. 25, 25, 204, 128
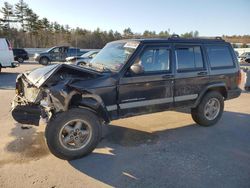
50, 48, 60, 54
135, 47, 170, 73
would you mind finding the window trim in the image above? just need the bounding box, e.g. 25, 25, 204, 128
175, 45, 206, 73
205, 44, 236, 70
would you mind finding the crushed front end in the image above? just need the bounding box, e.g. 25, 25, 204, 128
11, 64, 101, 126
12, 73, 44, 125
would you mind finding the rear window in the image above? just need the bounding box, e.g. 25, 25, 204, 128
175, 46, 204, 71
206, 45, 234, 68
15, 49, 24, 53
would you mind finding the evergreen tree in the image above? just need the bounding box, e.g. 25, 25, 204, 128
123, 28, 133, 38
0, 2, 14, 29
15, 0, 28, 31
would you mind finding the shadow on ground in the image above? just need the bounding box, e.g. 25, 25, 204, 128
69, 111, 250, 188
0, 72, 19, 89
22, 61, 39, 65
0, 124, 49, 167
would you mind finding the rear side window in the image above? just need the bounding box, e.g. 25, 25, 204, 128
175, 46, 204, 71
206, 45, 234, 68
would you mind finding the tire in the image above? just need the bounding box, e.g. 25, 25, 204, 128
76, 61, 87, 67
191, 91, 224, 126
45, 108, 101, 160
17, 57, 24, 63
39, 57, 49, 65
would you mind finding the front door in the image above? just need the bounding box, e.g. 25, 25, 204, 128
118, 45, 174, 117
173, 44, 209, 107
50, 47, 60, 61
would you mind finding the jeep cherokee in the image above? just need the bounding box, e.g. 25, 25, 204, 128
11, 36, 242, 160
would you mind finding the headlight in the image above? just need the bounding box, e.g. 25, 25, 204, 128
34, 53, 40, 58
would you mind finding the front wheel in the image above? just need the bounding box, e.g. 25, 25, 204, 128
45, 108, 101, 160
76, 61, 87, 67
191, 91, 224, 126
39, 57, 49, 65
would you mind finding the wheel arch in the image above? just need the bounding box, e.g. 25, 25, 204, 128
39, 55, 51, 62
68, 93, 110, 123
193, 83, 228, 108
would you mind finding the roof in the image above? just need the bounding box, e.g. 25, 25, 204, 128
116, 35, 227, 44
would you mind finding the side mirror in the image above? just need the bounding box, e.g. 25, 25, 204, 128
130, 64, 144, 75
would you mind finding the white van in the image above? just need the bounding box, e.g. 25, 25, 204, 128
0, 38, 16, 72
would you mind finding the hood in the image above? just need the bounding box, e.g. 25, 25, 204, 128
24, 64, 102, 88
65, 56, 77, 61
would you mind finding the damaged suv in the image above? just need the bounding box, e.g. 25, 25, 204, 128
12, 36, 241, 160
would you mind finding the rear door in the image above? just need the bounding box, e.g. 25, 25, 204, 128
174, 44, 209, 107
0, 39, 14, 67
118, 44, 174, 117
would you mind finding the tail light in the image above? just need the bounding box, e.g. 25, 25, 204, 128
237, 70, 242, 86
6, 39, 12, 50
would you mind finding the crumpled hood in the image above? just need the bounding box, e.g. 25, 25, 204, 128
23, 64, 102, 88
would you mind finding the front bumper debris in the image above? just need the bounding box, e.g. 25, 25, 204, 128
11, 103, 41, 126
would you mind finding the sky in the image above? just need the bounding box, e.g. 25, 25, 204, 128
1, 0, 250, 36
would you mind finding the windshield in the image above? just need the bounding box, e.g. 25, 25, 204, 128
45, 47, 55, 53
90, 41, 140, 72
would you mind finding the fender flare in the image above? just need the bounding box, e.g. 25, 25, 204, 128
193, 83, 228, 108
77, 94, 110, 123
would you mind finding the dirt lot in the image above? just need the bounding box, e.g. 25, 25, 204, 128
0, 63, 250, 188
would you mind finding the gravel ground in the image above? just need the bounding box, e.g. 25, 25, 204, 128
0, 62, 249, 188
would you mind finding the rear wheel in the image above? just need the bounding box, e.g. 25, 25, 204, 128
191, 91, 224, 126
45, 108, 101, 160
39, 57, 49, 65
17, 57, 24, 63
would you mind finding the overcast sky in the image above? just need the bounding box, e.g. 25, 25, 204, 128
2, 0, 250, 36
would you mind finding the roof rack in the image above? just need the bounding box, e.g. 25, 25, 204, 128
215, 36, 223, 40
169, 34, 180, 39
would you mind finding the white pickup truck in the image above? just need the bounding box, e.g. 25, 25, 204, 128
0, 38, 17, 72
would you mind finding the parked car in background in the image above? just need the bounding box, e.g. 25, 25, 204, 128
65, 50, 100, 66
0, 38, 17, 72
34, 46, 88, 65
239, 52, 250, 63
12, 36, 241, 160
13, 48, 29, 63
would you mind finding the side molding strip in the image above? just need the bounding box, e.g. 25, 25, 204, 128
106, 94, 198, 111
174, 94, 198, 102
106, 105, 117, 111
120, 97, 173, 109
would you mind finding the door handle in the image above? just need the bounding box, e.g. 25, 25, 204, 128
197, 71, 207, 76
162, 75, 174, 79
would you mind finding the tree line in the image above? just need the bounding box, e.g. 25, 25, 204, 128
0, 0, 249, 49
